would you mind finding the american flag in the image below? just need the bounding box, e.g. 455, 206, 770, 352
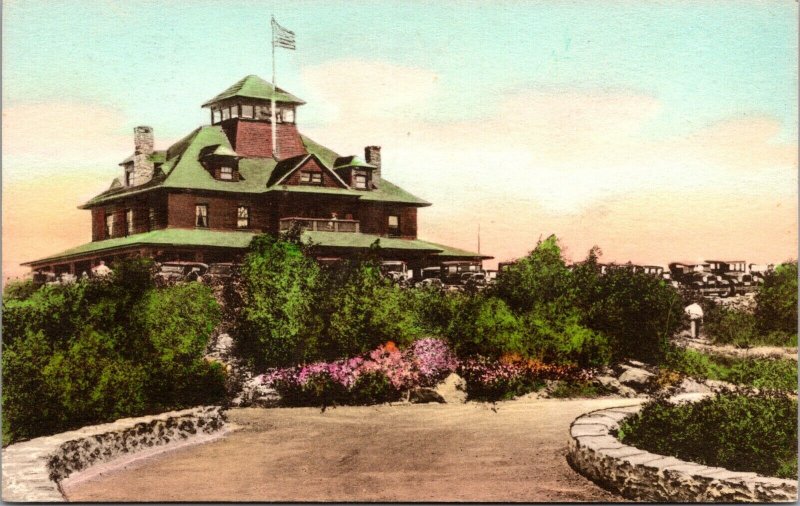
272, 18, 296, 50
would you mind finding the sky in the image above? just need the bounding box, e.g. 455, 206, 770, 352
2, 0, 798, 280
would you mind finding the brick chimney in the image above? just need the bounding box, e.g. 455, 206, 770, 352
132, 126, 154, 186
365, 145, 381, 183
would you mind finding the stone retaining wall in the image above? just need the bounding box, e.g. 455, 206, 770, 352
2, 406, 226, 502
567, 400, 797, 502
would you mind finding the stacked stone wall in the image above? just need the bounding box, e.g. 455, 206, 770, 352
567, 399, 797, 502
2, 406, 226, 502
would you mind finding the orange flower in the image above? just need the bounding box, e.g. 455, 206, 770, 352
384, 341, 398, 353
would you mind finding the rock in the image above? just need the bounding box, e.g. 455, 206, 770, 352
251, 388, 281, 408
409, 387, 445, 404
434, 373, 467, 404
675, 377, 712, 394
618, 367, 655, 390
593, 375, 638, 398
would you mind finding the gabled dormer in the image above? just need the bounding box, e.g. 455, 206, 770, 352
270, 153, 349, 189
202, 75, 307, 159
333, 155, 377, 190
199, 144, 242, 181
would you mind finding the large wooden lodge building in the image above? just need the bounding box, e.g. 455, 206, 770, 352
24, 75, 489, 277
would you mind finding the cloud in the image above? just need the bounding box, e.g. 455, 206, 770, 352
301, 59, 441, 124
300, 59, 797, 264
2, 102, 133, 181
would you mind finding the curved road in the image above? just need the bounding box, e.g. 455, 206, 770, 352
64, 397, 640, 502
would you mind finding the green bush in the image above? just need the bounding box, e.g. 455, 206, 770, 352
444, 295, 525, 358
520, 308, 611, 368
584, 265, 684, 363
665, 347, 798, 391
237, 234, 324, 369
755, 262, 797, 342
319, 257, 422, 360
1, 260, 225, 445
618, 392, 797, 479
2, 279, 39, 301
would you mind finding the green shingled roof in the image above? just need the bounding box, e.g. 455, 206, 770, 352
24, 229, 257, 265
202, 75, 305, 107
83, 127, 429, 207
415, 239, 492, 259
25, 228, 484, 266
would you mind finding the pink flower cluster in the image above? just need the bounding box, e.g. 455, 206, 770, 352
262, 338, 459, 394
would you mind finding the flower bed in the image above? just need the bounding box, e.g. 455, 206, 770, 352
458, 354, 595, 401
262, 338, 458, 406
262, 340, 597, 405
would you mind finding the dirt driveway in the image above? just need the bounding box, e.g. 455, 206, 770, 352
64, 397, 640, 502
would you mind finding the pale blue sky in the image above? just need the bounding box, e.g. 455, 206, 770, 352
4, 0, 797, 140
3, 1, 798, 278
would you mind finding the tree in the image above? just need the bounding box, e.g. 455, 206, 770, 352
755, 262, 798, 339
237, 234, 324, 368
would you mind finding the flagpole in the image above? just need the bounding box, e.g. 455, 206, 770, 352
271, 15, 278, 159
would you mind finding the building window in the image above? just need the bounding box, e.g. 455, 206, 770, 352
388, 215, 400, 236
282, 107, 295, 123
230, 105, 239, 118
148, 207, 156, 231
125, 170, 133, 186
220, 166, 233, 180
105, 213, 114, 238
125, 209, 134, 235
241, 104, 254, 118
353, 171, 367, 189
222, 108, 230, 121
255, 105, 270, 120
212, 108, 221, 124
237, 206, 250, 229
195, 204, 209, 228
300, 171, 322, 185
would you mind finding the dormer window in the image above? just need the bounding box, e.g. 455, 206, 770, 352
353, 170, 368, 190
300, 171, 322, 185
220, 166, 233, 180
125, 169, 133, 187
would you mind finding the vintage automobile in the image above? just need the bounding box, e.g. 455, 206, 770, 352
380, 261, 409, 285
155, 261, 209, 284
203, 263, 240, 281
415, 277, 444, 289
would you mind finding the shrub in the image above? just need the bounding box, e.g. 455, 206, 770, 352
319, 257, 422, 359
237, 234, 324, 369
584, 266, 684, 363
703, 304, 759, 347
492, 235, 575, 314
1, 259, 226, 445
664, 347, 798, 391
444, 295, 525, 358
618, 392, 798, 479
520, 309, 611, 368
755, 262, 798, 343
2, 279, 39, 301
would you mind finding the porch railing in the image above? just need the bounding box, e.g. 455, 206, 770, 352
279, 217, 360, 233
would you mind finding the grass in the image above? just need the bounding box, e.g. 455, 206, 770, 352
664, 347, 798, 391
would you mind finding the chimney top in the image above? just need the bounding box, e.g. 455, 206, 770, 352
364, 145, 381, 183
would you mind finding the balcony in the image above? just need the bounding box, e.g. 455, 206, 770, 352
279, 217, 360, 233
